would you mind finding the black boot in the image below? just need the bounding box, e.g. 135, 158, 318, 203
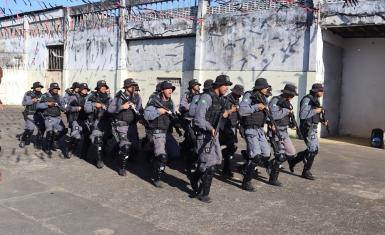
269, 160, 282, 187
242, 160, 256, 192
198, 167, 215, 203
34, 130, 44, 150
95, 137, 104, 168
188, 170, 202, 198
302, 151, 316, 180
288, 150, 306, 173
222, 153, 234, 178
118, 145, 130, 176
19, 130, 33, 148
152, 154, 167, 188
43, 131, 54, 156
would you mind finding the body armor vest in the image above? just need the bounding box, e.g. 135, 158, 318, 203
274, 95, 291, 127
149, 95, 174, 130
115, 92, 135, 124
88, 91, 110, 121
300, 94, 321, 125
241, 91, 266, 128
24, 91, 42, 115
205, 91, 223, 128
42, 92, 61, 117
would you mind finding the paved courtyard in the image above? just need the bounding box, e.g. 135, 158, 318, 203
0, 106, 385, 234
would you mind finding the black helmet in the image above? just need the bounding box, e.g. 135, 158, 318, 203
95, 80, 109, 90
31, 81, 44, 89
212, 75, 233, 87
188, 79, 201, 89
253, 78, 270, 90
281, 84, 298, 96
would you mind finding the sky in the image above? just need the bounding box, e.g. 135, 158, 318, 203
0, 0, 100, 16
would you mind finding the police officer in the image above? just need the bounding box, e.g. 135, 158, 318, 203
268, 84, 298, 186
185, 79, 213, 187
239, 78, 271, 192
37, 82, 66, 155
63, 82, 80, 127
192, 75, 233, 203
108, 78, 141, 176
288, 83, 328, 180
129, 82, 143, 155
219, 84, 244, 177
19, 82, 44, 148
63, 83, 90, 158
84, 80, 111, 168
188, 79, 213, 118
144, 81, 180, 188
179, 79, 201, 115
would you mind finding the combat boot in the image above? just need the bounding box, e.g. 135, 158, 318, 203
241, 160, 256, 192
288, 150, 306, 173
34, 130, 44, 150
118, 145, 130, 176
302, 151, 316, 180
19, 130, 33, 148
95, 137, 104, 168
269, 161, 283, 187
43, 131, 54, 156
198, 168, 214, 203
222, 154, 234, 178
152, 154, 167, 188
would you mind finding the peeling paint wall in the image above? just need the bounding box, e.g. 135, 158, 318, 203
321, 0, 385, 26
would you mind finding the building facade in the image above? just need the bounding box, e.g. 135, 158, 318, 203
0, 0, 384, 138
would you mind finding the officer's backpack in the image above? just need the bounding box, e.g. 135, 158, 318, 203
370, 128, 384, 149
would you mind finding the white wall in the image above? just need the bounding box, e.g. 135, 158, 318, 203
339, 38, 385, 137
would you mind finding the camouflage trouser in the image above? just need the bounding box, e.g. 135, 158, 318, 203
90, 119, 110, 144
24, 114, 45, 132
151, 130, 180, 159
245, 128, 271, 158
196, 132, 222, 172
70, 120, 88, 140
300, 124, 319, 152
44, 116, 64, 133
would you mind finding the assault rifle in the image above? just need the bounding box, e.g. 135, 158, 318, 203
277, 99, 303, 139
152, 99, 183, 137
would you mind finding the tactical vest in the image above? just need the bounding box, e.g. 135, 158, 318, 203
205, 91, 223, 128
149, 95, 174, 130
24, 91, 42, 115
68, 93, 88, 121
273, 96, 291, 127
241, 91, 266, 128
42, 92, 61, 117
227, 93, 239, 127
88, 91, 110, 121
300, 94, 320, 124
115, 93, 135, 124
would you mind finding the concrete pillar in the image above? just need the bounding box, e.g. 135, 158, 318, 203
62, 7, 71, 90
114, 0, 128, 94
193, 0, 209, 84
23, 16, 29, 71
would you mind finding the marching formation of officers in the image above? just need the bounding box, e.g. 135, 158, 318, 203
18, 75, 328, 203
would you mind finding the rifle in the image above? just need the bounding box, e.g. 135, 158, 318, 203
118, 90, 149, 128
307, 95, 330, 135
206, 95, 230, 153
255, 92, 285, 156
277, 99, 303, 139
152, 98, 183, 137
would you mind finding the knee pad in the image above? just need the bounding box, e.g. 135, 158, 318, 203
95, 136, 103, 145
206, 165, 216, 175
274, 153, 286, 163
251, 155, 263, 165
155, 154, 168, 164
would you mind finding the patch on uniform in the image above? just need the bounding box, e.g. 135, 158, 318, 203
200, 99, 206, 104
304, 101, 309, 106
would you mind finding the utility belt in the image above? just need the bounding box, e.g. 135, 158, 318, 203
114, 120, 130, 127
300, 120, 318, 130
243, 124, 264, 130
147, 129, 167, 135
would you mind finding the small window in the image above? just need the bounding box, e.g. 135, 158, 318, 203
47, 45, 64, 71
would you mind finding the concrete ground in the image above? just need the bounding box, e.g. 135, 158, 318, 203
1, 106, 385, 235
